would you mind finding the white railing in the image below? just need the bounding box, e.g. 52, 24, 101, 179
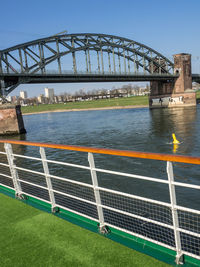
0, 140, 199, 264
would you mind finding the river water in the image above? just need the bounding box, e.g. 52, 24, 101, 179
23, 106, 200, 156
1, 105, 200, 210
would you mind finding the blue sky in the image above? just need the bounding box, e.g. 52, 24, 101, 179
1, 0, 200, 97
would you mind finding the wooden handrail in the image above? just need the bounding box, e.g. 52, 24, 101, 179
0, 139, 200, 165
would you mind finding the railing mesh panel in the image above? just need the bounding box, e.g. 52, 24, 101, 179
100, 190, 172, 225
0, 153, 8, 164
180, 232, 200, 257
178, 210, 200, 234
54, 192, 98, 219
0, 164, 13, 188
103, 208, 175, 247
17, 169, 47, 187
178, 209, 200, 257
0, 175, 13, 188
0, 165, 11, 176
20, 181, 50, 201
51, 178, 95, 202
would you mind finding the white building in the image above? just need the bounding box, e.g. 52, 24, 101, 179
6, 96, 12, 102
45, 88, 54, 100
20, 91, 28, 99
38, 94, 45, 104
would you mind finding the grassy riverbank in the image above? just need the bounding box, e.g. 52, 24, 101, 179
21, 95, 149, 114
21, 92, 200, 114
0, 193, 169, 267
196, 90, 200, 102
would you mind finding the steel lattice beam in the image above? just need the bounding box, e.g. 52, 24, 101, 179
0, 33, 175, 95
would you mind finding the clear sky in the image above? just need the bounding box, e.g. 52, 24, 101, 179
1, 0, 200, 97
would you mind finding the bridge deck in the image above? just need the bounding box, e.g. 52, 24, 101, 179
0, 73, 178, 85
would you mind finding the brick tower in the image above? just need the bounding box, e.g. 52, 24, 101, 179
149, 53, 196, 108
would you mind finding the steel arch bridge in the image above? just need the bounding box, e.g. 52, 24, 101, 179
0, 33, 176, 95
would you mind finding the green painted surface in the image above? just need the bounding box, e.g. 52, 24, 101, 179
0, 185, 199, 266
0, 184, 15, 197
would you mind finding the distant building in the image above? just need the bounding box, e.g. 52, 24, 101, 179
45, 88, 54, 100
193, 82, 200, 91
6, 96, 12, 102
11, 96, 19, 103
54, 96, 58, 103
20, 91, 28, 99
58, 95, 64, 103
38, 94, 45, 104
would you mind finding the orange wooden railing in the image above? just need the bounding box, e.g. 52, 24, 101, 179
0, 139, 200, 165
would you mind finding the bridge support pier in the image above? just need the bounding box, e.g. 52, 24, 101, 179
0, 105, 26, 135
0, 80, 5, 97
149, 53, 196, 108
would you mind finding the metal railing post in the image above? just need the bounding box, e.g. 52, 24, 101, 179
4, 143, 22, 198
88, 152, 106, 233
40, 147, 56, 212
167, 161, 183, 264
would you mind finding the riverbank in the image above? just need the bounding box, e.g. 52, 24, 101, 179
21, 95, 149, 114
21, 92, 200, 115
23, 104, 148, 115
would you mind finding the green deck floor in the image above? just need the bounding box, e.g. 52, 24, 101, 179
0, 193, 170, 267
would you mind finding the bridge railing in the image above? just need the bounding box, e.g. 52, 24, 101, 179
0, 140, 199, 265
0, 69, 176, 76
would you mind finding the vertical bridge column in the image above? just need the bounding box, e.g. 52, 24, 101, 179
173, 53, 192, 93
149, 53, 196, 108
0, 105, 26, 135
0, 80, 5, 98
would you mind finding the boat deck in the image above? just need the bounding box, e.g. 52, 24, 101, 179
0, 193, 169, 267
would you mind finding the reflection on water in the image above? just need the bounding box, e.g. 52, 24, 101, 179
173, 143, 180, 154
0, 133, 27, 155
149, 107, 197, 155
0, 106, 200, 209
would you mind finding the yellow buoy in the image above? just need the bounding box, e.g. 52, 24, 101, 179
172, 133, 180, 144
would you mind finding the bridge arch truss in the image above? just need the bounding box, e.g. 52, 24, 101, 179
0, 33, 174, 76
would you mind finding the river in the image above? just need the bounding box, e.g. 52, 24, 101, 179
1, 105, 200, 210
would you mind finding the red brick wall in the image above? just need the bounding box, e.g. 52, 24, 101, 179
174, 54, 192, 93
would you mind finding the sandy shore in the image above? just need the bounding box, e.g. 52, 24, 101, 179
23, 105, 148, 115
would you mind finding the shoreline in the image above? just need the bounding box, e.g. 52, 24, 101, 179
22, 105, 149, 115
